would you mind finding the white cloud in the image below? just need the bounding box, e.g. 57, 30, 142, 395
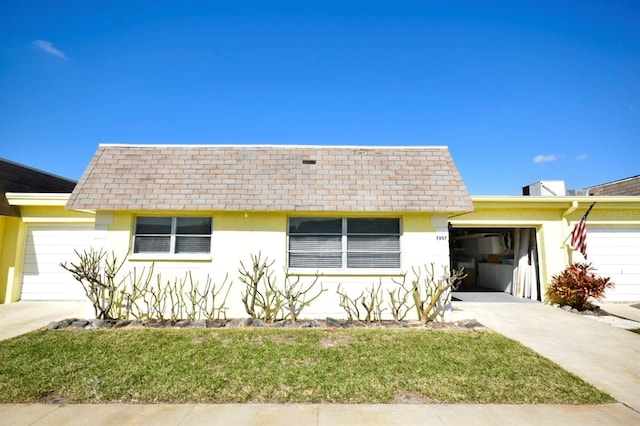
576, 153, 588, 160
33, 40, 67, 59
533, 154, 558, 164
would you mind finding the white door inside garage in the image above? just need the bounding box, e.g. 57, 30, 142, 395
21, 224, 95, 301
587, 226, 640, 302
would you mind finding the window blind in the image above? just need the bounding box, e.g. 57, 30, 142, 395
133, 216, 212, 254
288, 217, 400, 269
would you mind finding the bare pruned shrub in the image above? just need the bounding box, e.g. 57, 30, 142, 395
361, 282, 384, 323
337, 284, 362, 321
279, 271, 326, 322
185, 272, 232, 320
336, 282, 384, 323
131, 271, 231, 321
124, 264, 155, 319
62, 249, 232, 320
60, 248, 126, 319
239, 252, 285, 322
338, 265, 465, 324
408, 263, 466, 324
388, 273, 413, 321
239, 253, 324, 322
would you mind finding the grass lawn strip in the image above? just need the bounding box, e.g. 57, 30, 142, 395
0, 328, 613, 404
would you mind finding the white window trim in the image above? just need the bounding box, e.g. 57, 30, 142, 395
287, 217, 402, 271
287, 266, 405, 276
129, 253, 213, 262
131, 216, 213, 258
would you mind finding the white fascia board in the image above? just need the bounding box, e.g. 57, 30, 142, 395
98, 142, 450, 150
5, 193, 70, 206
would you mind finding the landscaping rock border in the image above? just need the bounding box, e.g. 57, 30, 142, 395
46, 317, 487, 331
552, 304, 608, 316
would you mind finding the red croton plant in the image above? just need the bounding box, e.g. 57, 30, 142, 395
546, 263, 614, 311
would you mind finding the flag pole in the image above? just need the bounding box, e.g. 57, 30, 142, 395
561, 202, 596, 246
571, 202, 596, 259
583, 202, 596, 219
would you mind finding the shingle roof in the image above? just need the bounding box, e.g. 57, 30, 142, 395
1, 158, 77, 216
66, 144, 473, 212
587, 175, 640, 196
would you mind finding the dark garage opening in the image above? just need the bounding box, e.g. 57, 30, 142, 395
449, 225, 541, 302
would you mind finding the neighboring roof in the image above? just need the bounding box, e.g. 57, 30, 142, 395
67, 144, 473, 213
0, 158, 77, 216
0, 158, 77, 193
0, 181, 14, 216
586, 175, 640, 196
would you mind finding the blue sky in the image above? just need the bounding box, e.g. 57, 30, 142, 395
1, 1, 638, 195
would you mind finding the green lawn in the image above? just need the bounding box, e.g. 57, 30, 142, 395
0, 328, 613, 404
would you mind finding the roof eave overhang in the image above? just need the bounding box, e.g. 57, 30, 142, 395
6, 193, 71, 207
471, 195, 640, 209
68, 205, 474, 214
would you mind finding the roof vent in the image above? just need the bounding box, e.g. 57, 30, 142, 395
302, 159, 316, 165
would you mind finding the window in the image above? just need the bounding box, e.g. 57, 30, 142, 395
133, 217, 212, 254
288, 218, 400, 269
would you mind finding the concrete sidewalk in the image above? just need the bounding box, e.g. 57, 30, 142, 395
1, 403, 639, 426
600, 302, 640, 323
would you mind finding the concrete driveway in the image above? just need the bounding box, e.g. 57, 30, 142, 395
0, 301, 88, 341
453, 301, 640, 413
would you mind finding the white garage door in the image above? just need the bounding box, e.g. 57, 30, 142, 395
587, 226, 640, 302
21, 224, 95, 301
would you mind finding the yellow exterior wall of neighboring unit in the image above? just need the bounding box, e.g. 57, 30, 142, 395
0, 217, 4, 280
18, 205, 95, 224
1, 216, 14, 303
451, 196, 640, 300
0, 217, 25, 303
0, 194, 95, 303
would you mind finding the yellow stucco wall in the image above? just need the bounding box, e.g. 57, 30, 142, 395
0, 216, 26, 303
19, 205, 95, 223
0, 195, 95, 303
93, 210, 449, 318
5, 194, 637, 307
451, 196, 640, 300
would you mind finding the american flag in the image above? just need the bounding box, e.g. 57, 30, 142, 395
571, 202, 596, 259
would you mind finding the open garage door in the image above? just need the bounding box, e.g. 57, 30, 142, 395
450, 226, 541, 302
21, 224, 95, 301
587, 226, 640, 302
